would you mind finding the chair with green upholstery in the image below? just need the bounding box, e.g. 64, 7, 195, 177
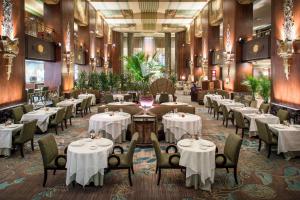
212, 100, 223, 119
12, 106, 24, 124
259, 103, 270, 113
159, 93, 169, 104
64, 105, 73, 128
250, 100, 257, 108
108, 132, 139, 186
85, 96, 92, 113
234, 111, 249, 138
150, 132, 183, 185
13, 119, 37, 158
58, 96, 64, 102
215, 133, 242, 184
206, 97, 214, 114
52, 97, 60, 107
104, 94, 114, 104
38, 134, 67, 187
255, 119, 278, 158
23, 104, 33, 113
49, 108, 66, 134
221, 105, 234, 127
76, 98, 87, 117
276, 109, 289, 124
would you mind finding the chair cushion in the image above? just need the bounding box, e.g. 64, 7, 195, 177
47, 156, 67, 169
159, 153, 180, 168
108, 154, 130, 168
216, 155, 235, 168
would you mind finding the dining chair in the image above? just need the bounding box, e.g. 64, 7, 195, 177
215, 133, 242, 184
159, 93, 169, 104
104, 94, 114, 104
124, 94, 132, 102
12, 106, 24, 124
221, 105, 234, 127
64, 105, 73, 128
85, 96, 92, 113
38, 134, 67, 187
76, 98, 87, 117
13, 119, 37, 158
212, 100, 223, 120
52, 97, 60, 107
234, 111, 249, 138
49, 108, 66, 134
259, 103, 270, 114
150, 132, 184, 185
107, 132, 139, 186
206, 97, 214, 114
249, 100, 257, 108
255, 119, 278, 158
23, 104, 34, 113
276, 109, 289, 124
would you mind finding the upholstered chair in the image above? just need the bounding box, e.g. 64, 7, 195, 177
104, 94, 114, 104
23, 104, 34, 113
250, 100, 257, 108
259, 103, 270, 114
221, 105, 234, 127
12, 106, 24, 124
206, 97, 214, 114
108, 132, 139, 186
38, 134, 67, 187
85, 96, 93, 113
234, 111, 249, 138
255, 119, 278, 158
76, 98, 87, 117
276, 109, 289, 124
52, 97, 60, 107
159, 93, 169, 104
13, 119, 37, 157
49, 108, 66, 134
215, 134, 242, 184
64, 105, 73, 128
212, 100, 223, 119
150, 132, 183, 185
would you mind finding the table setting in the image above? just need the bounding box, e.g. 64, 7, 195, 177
232, 107, 259, 115
204, 94, 223, 106
244, 113, 280, 136
78, 93, 96, 105
107, 101, 136, 106
220, 101, 245, 111
161, 102, 188, 106
177, 138, 216, 191
57, 98, 83, 113
66, 137, 113, 187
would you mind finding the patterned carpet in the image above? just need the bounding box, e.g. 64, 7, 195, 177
1, 93, 300, 200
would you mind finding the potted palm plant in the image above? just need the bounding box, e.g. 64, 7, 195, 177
242, 76, 260, 100
258, 76, 271, 103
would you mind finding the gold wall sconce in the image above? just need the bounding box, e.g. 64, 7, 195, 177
0, 0, 19, 80
89, 57, 96, 71
277, 0, 296, 80
63, 51, 73, 75
223, 24, 234, 83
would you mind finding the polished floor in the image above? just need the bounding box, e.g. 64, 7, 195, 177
0, 92, 300, 200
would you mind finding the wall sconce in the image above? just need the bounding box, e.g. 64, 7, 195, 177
277, 0, 296, 80
63, 22, 73, 75
90, 57, 96, 71
0, 0, 19, 80
223, 24, 234, 65
201, 57, 208, 68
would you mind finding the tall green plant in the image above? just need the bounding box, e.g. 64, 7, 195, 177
99, 72, 109, 91
258, 76, 271, 103
242, 76, 260, 100
77, 71, 87, 89
108, 72, 119, 92
88, 72, 100, 90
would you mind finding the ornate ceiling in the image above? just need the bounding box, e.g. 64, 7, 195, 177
90, 0, 207, 33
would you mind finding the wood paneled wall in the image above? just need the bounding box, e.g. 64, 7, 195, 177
271, 0, 300, 108
111, 31, 123, 74
0, 0, 26, 107
175, 31, 190, 80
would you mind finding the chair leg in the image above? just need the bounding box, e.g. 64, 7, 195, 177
65, 119, 68, 129
268, 144, 272, 158
43, 169, 48, 187
20, 144, 24, 158
131, 166, 134, 174
31, 139, 34, 151
258, 139, 262, 151
128, 168, 132, 186
226, 168, 229, 173
55, 125, 58, 135
157, 168, 161, 185
226, 120, 228, 128
235, 127, 238, 134
70, 118, 72, 126
241, 129, 244, 138
53, 169, 56, 175
61, 122, 64, 131
155, 165, 158, 174
234, 167, 238, 184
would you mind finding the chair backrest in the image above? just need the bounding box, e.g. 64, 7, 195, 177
250, 100, 257, 108
221, 105, 230, 119
234, 111, 245, 128
104, 94, 114, 104
19, 119, 37, 143
207, 97, 213, 107
159, 93, 169, 104
38, 134, 59, 168
81, 98, 88, 109
54, 108, 66, 124
259, 103, 270, 113
277, 109, 289, 123
212, 100, 219, 110
52, 97, 59, 107
12, 106, 24, 123
150, 132, 162, 163
23, 104, 33, 113
255, 119, 272, 143
126, 132, 139, 164
224, 134, 242, 165
64, 105, 73, 119
86, 96, 92, 108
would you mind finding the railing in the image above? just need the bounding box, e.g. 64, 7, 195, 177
25, 17, 56, 42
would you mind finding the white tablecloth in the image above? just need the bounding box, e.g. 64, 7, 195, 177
57, 99, 82, 113
268, 124, 300, 154
162, 113, 202, 143
113, 94, 125, 101
66, 138, 113, 186
177, 139, 216, 190
220, 102, 245, 111
0, 124, 23, 156
232, 107, 259, 116
204, 94, 223, 106
216, 99, 233, 106
107, 102, 136, 106
244, 113, 280, 137
161, 102, 188, 106
88, 112, 131, 142
78, 94, 96, 105
155, 94, 173, 102
21, 107, 60, 132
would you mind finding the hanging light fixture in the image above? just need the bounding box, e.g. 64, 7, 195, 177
0, 0, 19, 80
277, 0, 296, 80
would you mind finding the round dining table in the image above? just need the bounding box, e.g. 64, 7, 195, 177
107, 102, 136, 106
177, 138, 216, 191
66, 138, 113, 187
162, 113, 202, 143
161, 102, 188, 106
88, 112, 131, 143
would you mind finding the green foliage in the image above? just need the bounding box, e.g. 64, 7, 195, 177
77, 71, 87, 89
88, 72, 100, 90
119, 73, 127, 91
169, 73, 177, 85
108, 72, 119, 92
258, 76, 271, 103
99, 72, 109, 91
242, 76, 260, 99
